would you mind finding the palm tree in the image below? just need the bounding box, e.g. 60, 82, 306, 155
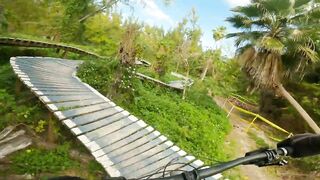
226, 0, 320, 133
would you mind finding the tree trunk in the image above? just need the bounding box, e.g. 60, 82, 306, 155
200, 58, 211, 81
277, 84, 320, 134
182, 59, 189, 100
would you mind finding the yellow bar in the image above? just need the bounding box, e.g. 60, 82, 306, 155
246, 115, 258, 132
228, 101, 292, 135
230, 93, 255, 105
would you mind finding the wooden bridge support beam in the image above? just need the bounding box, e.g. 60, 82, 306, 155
15, 78, 22, 96
62, 50, 68, 58
47, 113, 56, 144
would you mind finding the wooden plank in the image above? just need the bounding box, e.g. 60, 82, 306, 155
40, 94, 98, 104
24, 81, 83, 88
45, 98, 104, 111
111, 139, 173, 170
27, 83, 86, 89
13, 64, 73, 75
83, 120, 147, 152
63, 107, 125, 128
15, 71, 71, 79
92, 126, 155, 158
122, 148, 185, 178
31, 87, 90, 92
18, 75, 79, 83
14, 68, 68, 76
20, 76, 79, 83
15, 60, 74, 71
54, 102, 115, 120
14, 70, 72, 80
17, 58, 80, 68
83, 115, 138, 141
71, 108, 126, 135
97, 130, 161, 161
13, 62, 73, 74
34, 91, 92, 97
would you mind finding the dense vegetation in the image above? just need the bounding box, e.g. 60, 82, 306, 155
78, 59, 231, 163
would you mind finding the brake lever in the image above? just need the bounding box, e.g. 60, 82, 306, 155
244, 148, 288, 167
258, 159, 288, 167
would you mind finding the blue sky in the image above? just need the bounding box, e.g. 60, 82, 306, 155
116, 0, 250, 56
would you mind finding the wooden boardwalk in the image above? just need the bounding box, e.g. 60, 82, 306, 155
10, 56, 221, 179
1, 37, 103, 58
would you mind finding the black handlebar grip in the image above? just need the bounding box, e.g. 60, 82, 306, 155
277, 133, 320, 158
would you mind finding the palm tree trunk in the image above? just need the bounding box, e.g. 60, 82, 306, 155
277, 84, 320, 134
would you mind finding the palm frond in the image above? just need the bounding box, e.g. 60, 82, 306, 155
231, 4, 262, 18
226, 15, 252, 29
260, 0, 293, 16
297, 45, 319, 62
257, 37, 285, 54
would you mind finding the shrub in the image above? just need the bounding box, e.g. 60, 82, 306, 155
11, 144, 79, 175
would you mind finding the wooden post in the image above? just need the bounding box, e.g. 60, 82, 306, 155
62, 50, 68, 58
15, 79, 22, 95
47, 113, 56, 144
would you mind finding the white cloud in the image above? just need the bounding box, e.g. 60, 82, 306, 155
225, 0, 251, 7
136, 0, 174, 26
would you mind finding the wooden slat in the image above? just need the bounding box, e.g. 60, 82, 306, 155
84, 120, 148, 152
112, 140, 173, 170
65, 107, 126, 128
46, 98, 105, 111
71, 108, 126, 135
92, 126, 155, 158
83, 115, 138, 142
56, 102, 114, 118
99, 130, 162, 161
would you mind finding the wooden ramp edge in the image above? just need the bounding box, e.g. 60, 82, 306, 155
0, 37, 104, 58
10, 56, 221, 179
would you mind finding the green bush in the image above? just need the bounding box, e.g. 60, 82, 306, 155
12, 144, 79, 175
77, 58, 119, 94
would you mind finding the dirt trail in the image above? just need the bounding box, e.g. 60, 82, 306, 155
214, 97, 279, 180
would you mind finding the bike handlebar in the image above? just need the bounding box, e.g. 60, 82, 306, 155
105, 147, 292, 180
152, 148, 291, 180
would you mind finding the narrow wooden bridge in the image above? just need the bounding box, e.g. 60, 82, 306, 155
10, 56, 221, 179
1, 37, 103, 58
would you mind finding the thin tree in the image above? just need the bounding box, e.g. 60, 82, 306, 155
227, 0, 320, 133
200, 26, 226, 81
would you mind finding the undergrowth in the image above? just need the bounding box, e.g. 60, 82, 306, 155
78, 59, 231, 164
11, 144, 78, 175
